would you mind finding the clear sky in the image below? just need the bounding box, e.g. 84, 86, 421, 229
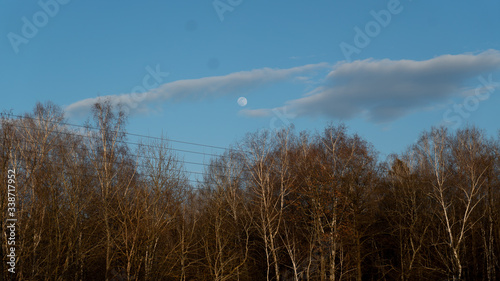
2, 0, 500, 178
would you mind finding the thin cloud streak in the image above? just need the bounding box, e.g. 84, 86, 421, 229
65, 63, 330, 117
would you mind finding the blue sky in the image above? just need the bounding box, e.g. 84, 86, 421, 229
2, 0, 500, 177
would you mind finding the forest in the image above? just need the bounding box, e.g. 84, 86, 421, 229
1, 101, 499, 281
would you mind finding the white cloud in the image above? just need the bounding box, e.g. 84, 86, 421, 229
243, 50, 500, 123
65, 63, 330, 117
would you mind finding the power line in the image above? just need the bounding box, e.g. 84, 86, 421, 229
2, 118, 253, 172
0, 128, 250, 175
0, 114, 261, 182
2, 142, 250, 182
5, 121, 226, 158
4, 113, 248, 154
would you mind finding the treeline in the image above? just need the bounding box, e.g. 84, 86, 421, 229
1, 101, 500, 281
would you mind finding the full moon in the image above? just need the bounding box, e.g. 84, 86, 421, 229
237, 97, 247, 107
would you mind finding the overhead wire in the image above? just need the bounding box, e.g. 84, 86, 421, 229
2, 121, 252, 172
0, 116, 254, 182
2, 140, 250, 182
4, 113, 249, 154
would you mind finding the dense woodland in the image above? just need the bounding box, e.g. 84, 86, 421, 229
1, 101, 500, 281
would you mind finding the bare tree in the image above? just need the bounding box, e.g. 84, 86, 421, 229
3, 100, 500, 280
240, 128, 294, 281
198, 150, 251, 281
384, 153, 435, 280
85, 100, 132, 281
413, 127, 489, 280
137, 136, 190, 280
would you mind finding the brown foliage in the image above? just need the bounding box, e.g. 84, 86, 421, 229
1, 102, 499, 280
